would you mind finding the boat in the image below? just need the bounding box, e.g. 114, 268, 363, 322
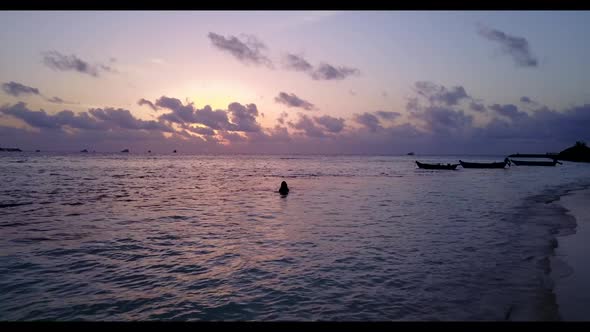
407, 152, 415, 156
121, 149, 129, 153
416, 161, 459, 170
510, 159, 561, 166
459, 159, 509, 169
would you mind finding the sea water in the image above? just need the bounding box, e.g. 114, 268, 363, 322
1, 153, 589, 320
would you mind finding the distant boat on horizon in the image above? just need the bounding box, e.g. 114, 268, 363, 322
407, 152, 415, 156
121, 149, 129, 153
80, 149, 88, 153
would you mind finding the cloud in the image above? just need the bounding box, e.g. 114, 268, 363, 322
207, 33, 360, 81
311, 63, 360, 81
88, 108, 172, 132
46, 96, 78, 105
1, 103, 91, 130
219, 131, 247, 143
353, 111, 399, 132
47, 97, 64, 104
354, 112, 382, 132
375, 111, 400, 120
406, 97, 420, 112
288, 113, 325, 138
283, 53, 313, 72
138, 98, 159, 111
489, 104, 529, 121
313, 115, 345, 133
2, 81, 76, 104
186, 125, 216, 137
475, 104, 590, 148
41, 51, 116, 77
0, 102, 173, 133
410, 106, 474, 136
282, 53, 360, 81
4, 81, 590, 156
478, 25, 538, 67
2, 81, 40, 97
155, 96, 200, 124
227, 102, 261, 132
155, 96, 262, 133
405, 83, 476, 136
193, 105, 233, 130
274, 92, 316, 111
1, 102, 74, 129
264, 125, 292, 143
469, 101, 486, 112
277, 111, 289, 125
156, 97, 230, 130
414, 81, 470, 106
208, 32, 273, 68
520, 96, 537, 105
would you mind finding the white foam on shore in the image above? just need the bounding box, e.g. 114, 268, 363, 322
552, 188, 590, 321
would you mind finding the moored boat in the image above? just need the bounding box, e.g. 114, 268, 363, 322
459, 158, 510, 169
510, 159, 561, 166
416, 161, 459, 170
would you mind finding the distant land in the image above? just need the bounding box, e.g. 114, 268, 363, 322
509, 141, 590, 163
557, 141, 590, 162
1, 142, 589, 162
0, 147, 22, 152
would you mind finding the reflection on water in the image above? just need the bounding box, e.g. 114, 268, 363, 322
1, 153, 589, 320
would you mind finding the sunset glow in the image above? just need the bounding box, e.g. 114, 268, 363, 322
1, 11, 589, 154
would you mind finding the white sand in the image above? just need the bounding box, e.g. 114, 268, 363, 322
552, 188, 590, 321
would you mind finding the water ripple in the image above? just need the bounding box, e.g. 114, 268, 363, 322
1, 153, 590, 320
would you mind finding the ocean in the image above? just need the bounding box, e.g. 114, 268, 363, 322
1, 153, 589, 321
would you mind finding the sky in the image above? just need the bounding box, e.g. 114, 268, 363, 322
1, 11, 589, 154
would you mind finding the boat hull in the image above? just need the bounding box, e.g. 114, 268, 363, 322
459, 160, 507, 169
416, 161, 459, 170
510, 159, 558, 166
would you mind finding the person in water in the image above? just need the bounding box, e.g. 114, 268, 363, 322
279, 181, 289, 195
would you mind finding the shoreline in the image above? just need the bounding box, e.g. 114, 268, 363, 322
503, 181, 590, 321
551, 187, 590, 321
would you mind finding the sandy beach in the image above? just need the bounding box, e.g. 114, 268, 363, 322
552, 187, 590, 321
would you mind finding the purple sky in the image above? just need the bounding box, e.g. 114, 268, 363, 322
1, 11, 589, 154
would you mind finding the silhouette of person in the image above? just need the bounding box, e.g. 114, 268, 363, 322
279, 181, 289, 195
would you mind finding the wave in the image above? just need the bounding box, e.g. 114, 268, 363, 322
0, 202, 33, 209
501, 180, 590, 320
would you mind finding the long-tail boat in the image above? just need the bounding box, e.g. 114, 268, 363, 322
459, 158, 510, 169
416, 161, 459, 170
510, 159, 561, 166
